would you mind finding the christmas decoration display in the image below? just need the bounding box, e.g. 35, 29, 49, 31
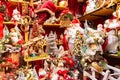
64, 18, 84, 53
16, 67, 39, 80
44, 14, 58, 24
80, 20, 106, 70
0, 0, 120, 79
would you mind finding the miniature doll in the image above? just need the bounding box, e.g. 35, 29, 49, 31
9, 28, 20, 44
106, 30, 118, 53
28, 45, 36, 57
85, 29, 104, 55
9, 26, 24, 45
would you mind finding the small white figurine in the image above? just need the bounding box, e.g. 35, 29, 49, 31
104, 12, 120, 53
9, 28, 20, 43
85, 0, 96, 14
106, 30, 118, 53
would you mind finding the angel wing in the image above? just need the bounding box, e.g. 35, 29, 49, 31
14, 24, 23, 38
3, 25, 9, 40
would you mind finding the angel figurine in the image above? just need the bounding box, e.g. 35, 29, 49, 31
9, 25, 24, 45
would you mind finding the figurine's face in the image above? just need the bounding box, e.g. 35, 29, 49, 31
10, 28, 16, 32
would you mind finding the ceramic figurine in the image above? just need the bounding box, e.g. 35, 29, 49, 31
44, 15, 58, 24
85, 27, 104, 56
9, 26, 23, 45
39, 68, 47, 79
85, 0, 97, 14
11, 8, 22, 23
9, 28, 20, 43
17, 71, 27, 80
104, 13, 120, 53
65, 18, 84, 53
105, 30, 118, 53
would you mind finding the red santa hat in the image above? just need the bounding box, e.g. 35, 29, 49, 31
72, 18, 80, 24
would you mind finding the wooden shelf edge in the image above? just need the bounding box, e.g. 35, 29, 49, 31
3, 21, 22, 25
103, 54, 120, 59
8, 0, 29, 3
43, 23, 61, 27
79, 5, 115, 21
24, 53, 50, 62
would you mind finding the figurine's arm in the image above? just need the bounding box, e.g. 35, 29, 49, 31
35, 8, 55, 16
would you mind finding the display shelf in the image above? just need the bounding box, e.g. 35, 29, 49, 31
3, 21, 22, 25
8, 0, 29, 5
104, 54, 120, 59
24, 53, 50, 62
79, 6, 115, 21
103, 53, 120, 66
43, 23, 61, 27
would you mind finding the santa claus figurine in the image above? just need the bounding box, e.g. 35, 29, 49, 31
64, 18, 84, 53
35, 0, 57, 25
104, 12, 120, 53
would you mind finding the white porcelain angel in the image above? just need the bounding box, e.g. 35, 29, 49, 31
9, 25, 23, 45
